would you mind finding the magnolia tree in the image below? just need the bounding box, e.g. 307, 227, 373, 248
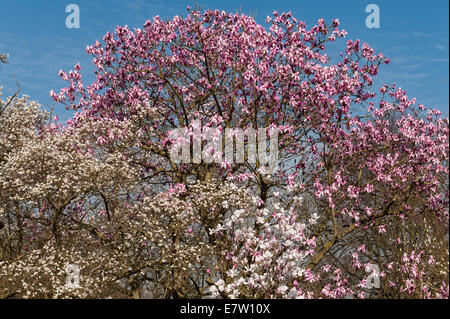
0, 9, 448, 299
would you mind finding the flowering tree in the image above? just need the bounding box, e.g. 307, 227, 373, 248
0, 9, 448, 299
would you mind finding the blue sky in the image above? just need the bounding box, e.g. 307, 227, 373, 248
0, 0, 448, 121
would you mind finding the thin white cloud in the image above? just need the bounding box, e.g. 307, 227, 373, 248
433, 44, 447, 51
